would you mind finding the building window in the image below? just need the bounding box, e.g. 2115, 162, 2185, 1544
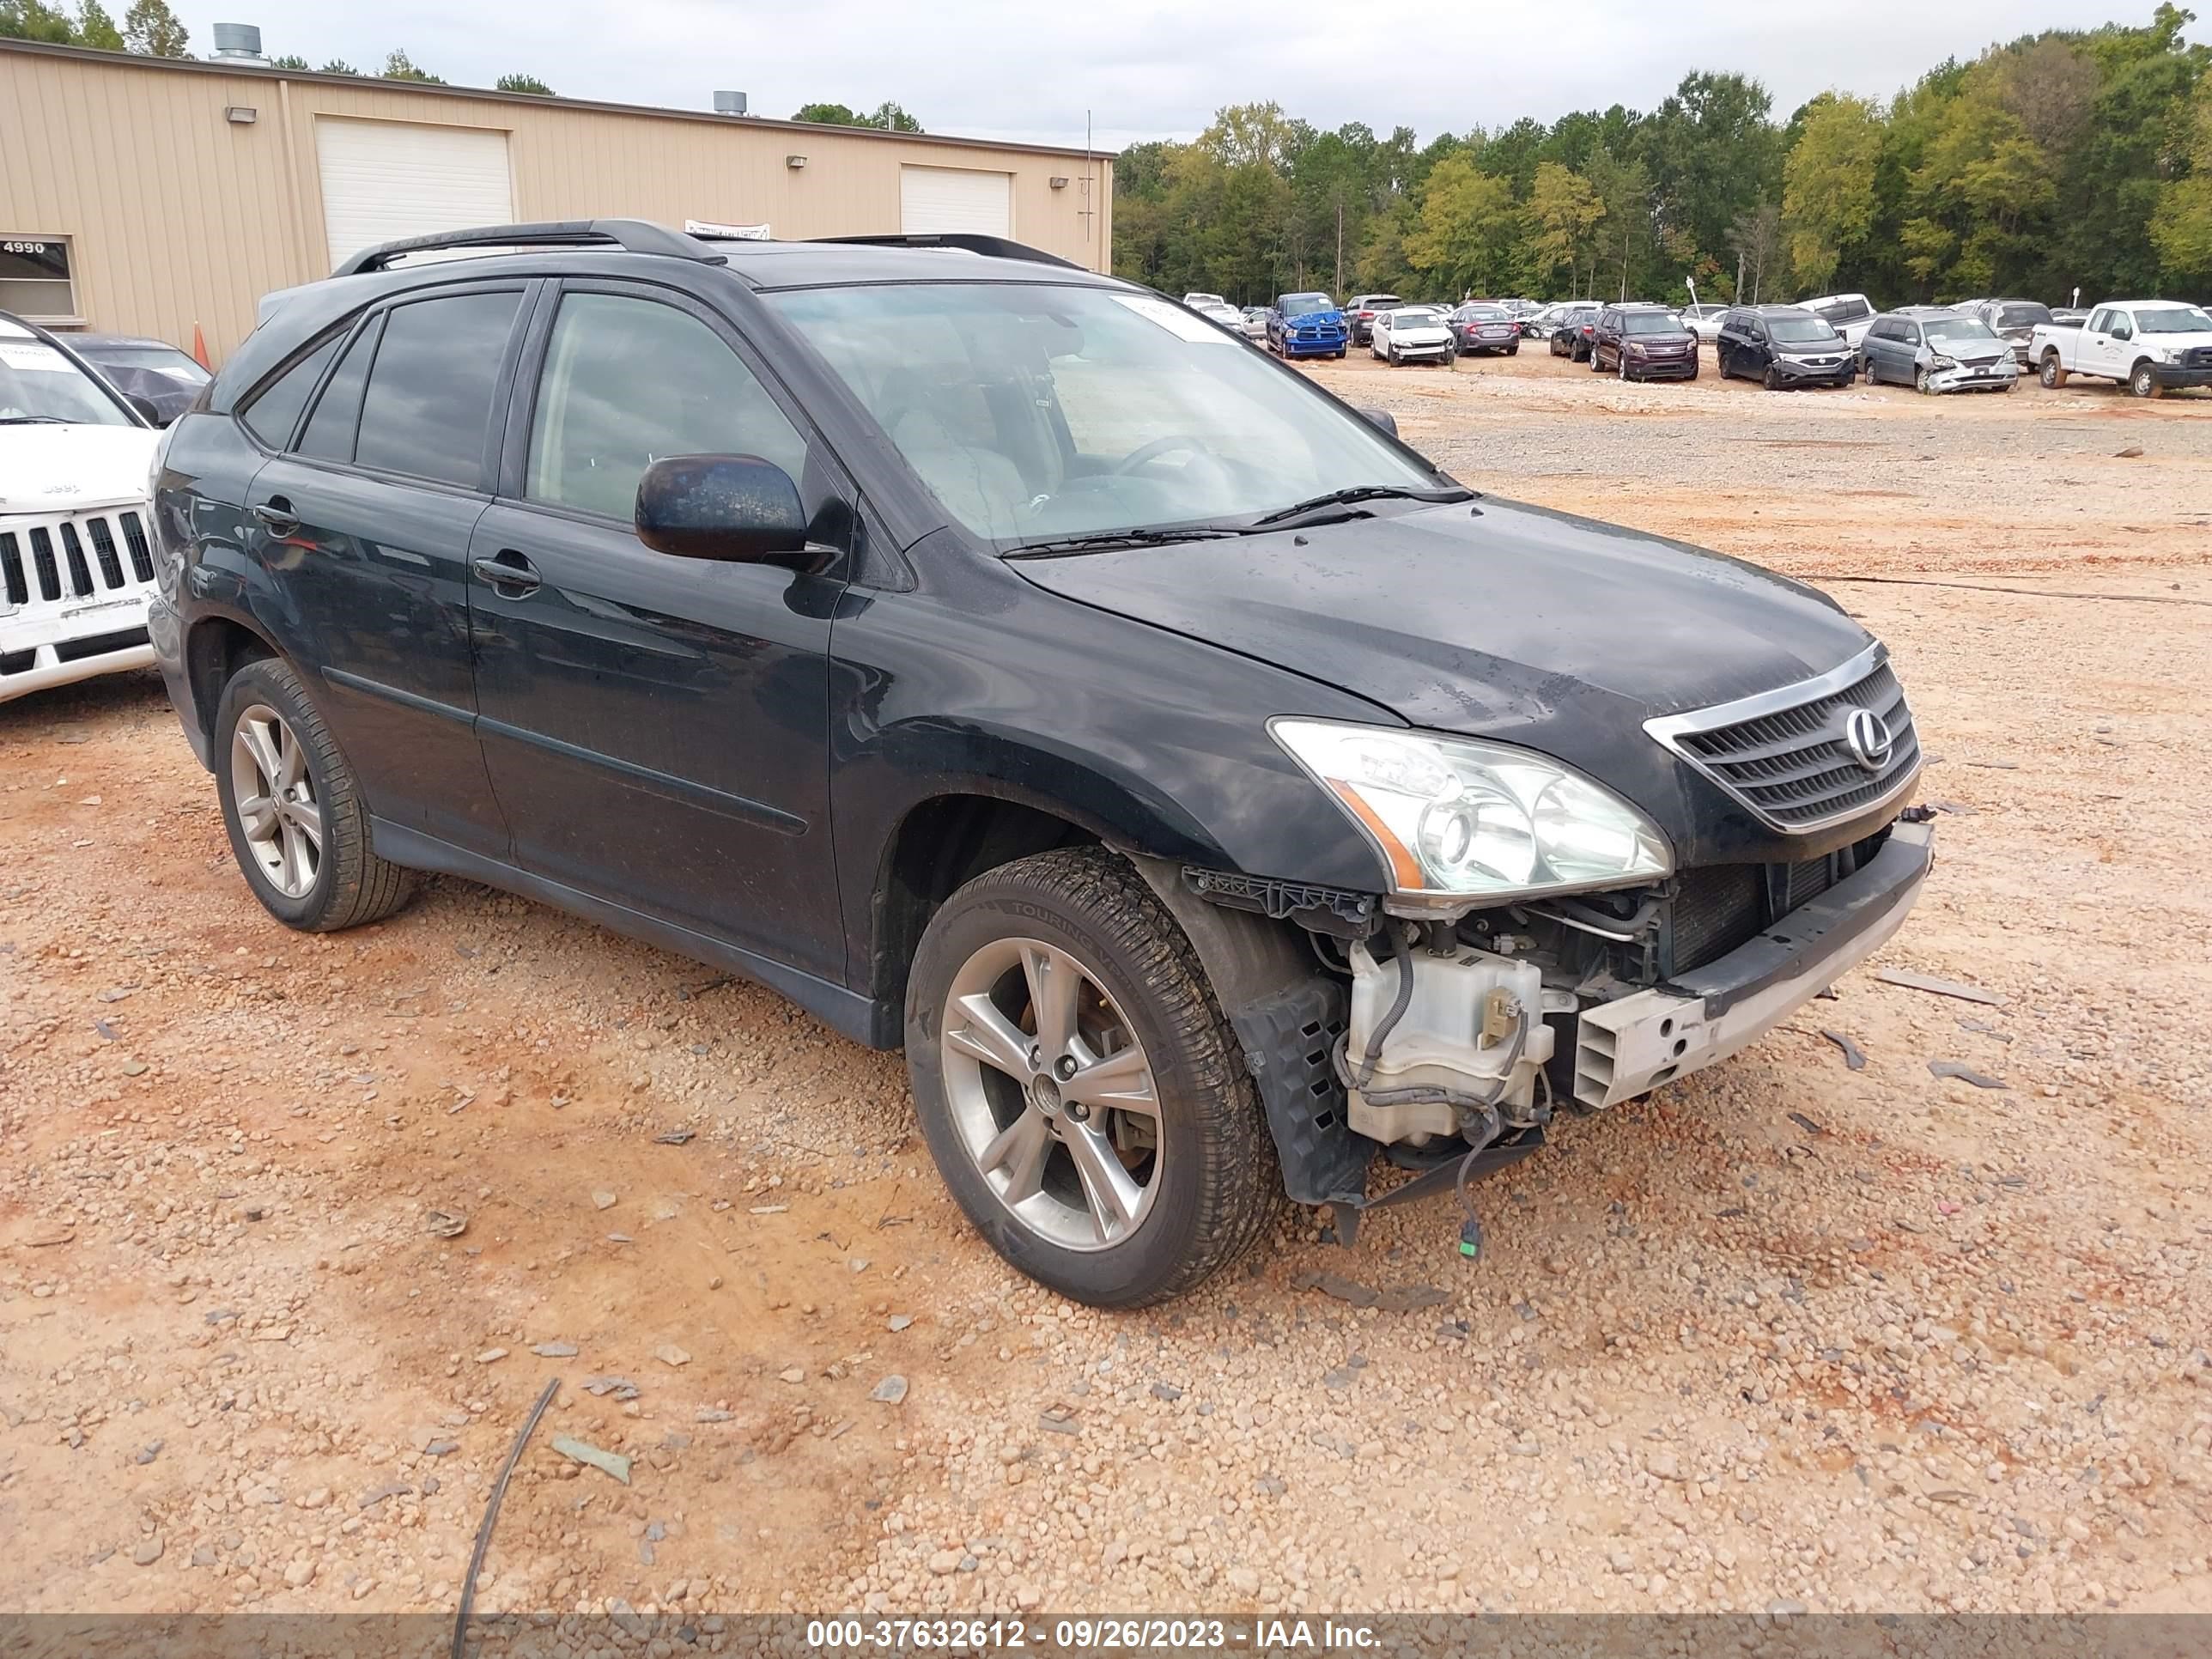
0, 237, 80, 324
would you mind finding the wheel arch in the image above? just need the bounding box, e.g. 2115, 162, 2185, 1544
867, 788, 1107, 1009
185, 609, 284, 752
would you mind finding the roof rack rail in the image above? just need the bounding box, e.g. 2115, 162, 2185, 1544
331, 219, 725, 278
809, 233, 1083, 271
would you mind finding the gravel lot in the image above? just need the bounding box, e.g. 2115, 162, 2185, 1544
3, 348, 2209, 1622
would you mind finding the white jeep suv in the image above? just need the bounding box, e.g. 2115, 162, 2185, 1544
1, 312, 165, 702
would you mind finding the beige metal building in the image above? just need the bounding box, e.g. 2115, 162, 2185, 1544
0, 39, 1114, 361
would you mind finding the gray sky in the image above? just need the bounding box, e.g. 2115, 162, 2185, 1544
185, 0, 2191, 151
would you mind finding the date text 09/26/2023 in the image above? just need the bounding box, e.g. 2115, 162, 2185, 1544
804, 1617, 1382, 1651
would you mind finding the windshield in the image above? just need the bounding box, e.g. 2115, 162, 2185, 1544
1924, 318, 1999, 345
0, 331, 136, 425
1769, 317, 1840, 344
1620, 313, 1676, 334
1281, 293, 1335, 314
771, 283, 1441, 546
1390, 309, 1443, 325
82, 344, 212, 380
1992, 303, 2050, 330
1813, 298, 1872, 323
2136, 306, 2212, 334
1358, 296, 1399, 311
1462, 306, 1509, 320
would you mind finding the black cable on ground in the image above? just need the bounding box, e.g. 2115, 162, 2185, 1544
452, 1376, 562, 1659
1808, 574, 2212, 607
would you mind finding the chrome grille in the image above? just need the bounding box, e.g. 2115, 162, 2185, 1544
1645, 644, 1920, 833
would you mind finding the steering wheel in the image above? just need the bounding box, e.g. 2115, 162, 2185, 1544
1113, 435, 1212, 475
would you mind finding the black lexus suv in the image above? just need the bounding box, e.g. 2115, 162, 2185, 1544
149, 221, 1930, 1308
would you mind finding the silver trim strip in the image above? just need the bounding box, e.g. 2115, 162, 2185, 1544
1643, 641, 1919, 836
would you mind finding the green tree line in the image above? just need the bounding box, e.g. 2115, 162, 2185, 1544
1, 1, 558, 90
1114, 5, 2212, 308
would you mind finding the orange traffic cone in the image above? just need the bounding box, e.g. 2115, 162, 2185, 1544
191, 324, 210, 369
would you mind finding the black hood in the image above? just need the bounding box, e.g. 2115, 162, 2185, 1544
1012, 496, 1884, 863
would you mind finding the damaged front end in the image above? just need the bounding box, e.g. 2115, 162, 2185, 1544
1133, 653, 1935, 1257
1152, 815, 1931, 1254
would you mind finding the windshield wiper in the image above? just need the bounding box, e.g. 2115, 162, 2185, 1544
1246, 483, 1474, 530
1008, 525, 1249, 558
0, 415, 70, 426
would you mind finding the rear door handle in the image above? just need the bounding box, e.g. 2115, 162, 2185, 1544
471, 550, 542, 596
250, 499, 299, 536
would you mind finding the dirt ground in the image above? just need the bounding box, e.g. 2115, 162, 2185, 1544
3, 347, 2209, 1622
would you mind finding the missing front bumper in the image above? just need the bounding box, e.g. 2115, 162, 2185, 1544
1571, 820, 1934, 1109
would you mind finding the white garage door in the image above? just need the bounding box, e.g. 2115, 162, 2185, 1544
899, 166, 1012, 238
316, 118, 515, 271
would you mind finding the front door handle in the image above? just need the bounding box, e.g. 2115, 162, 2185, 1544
471, 550, 542, 596
250, 499, 299, 536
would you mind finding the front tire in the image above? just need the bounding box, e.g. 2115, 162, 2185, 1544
1917, 366, 1934, 394
905, 848, 1280, 1308
215, 655, 413, 933
2130, 362, 2161, 399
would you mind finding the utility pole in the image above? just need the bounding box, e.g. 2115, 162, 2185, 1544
1334, 201, 1343, 297
1081, 110, 1096, 271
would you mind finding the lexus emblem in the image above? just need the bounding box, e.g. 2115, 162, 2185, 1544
1842, 708, 1894, 774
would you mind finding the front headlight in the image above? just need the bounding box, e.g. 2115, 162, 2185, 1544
1931, 354, 1960, 370
1271, 719, 1672, 902
2148, 345, 2175, 363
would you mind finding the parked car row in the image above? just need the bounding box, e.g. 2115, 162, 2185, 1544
1191, 283, 2205, 402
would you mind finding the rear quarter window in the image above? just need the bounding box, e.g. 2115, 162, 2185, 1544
239, 333, 341, 449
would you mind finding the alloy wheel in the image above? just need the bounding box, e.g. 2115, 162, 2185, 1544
229, 702, 322, 898
939, 937, 1164, 1251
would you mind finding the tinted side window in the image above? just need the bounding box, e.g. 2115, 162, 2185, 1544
353, 291, 523, 489
296, 315, 380, 463
239, 333, 340, 449
525, 292, 807, 521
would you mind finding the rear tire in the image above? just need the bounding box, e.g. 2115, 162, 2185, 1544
215, 655, 414, 933
2040, 353, 2066, 388
905, 848, 1281, 1308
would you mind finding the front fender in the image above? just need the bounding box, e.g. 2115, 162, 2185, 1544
825, 542, 1398, 993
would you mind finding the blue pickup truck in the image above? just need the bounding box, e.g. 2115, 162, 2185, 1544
1267, 292, 1348, 359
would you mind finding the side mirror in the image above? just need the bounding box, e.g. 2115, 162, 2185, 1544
125, 392, 164, 426
635, 455, 810, 565
1358, 407, 1399, 438
2112, 325, 2131, 342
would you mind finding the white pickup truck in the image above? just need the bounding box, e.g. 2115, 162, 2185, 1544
1, 313, 166, 702
2031, 300, 2212, 398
